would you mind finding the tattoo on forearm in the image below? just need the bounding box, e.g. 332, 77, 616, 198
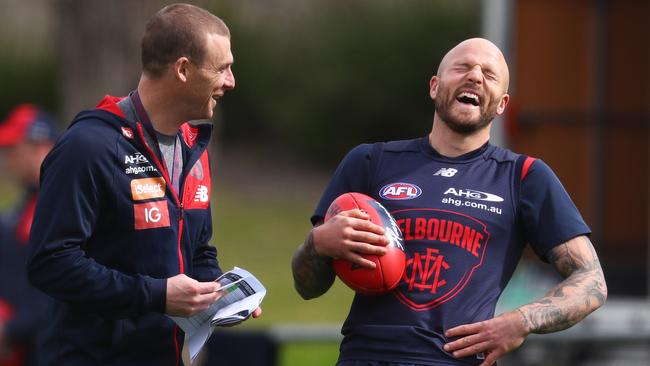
521, 236, 607, 334
292, 230, 335, 299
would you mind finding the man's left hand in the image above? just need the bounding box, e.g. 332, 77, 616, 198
443, 310, 529, 366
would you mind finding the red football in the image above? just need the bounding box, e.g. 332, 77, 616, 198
325, 192, 405, 296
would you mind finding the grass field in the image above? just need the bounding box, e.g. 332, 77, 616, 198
3, 166, 347, 365
279, 342, 340, 366
2, 161, 355, 328
1, 164, 580, 366
212, 183, 355, 326
210, 178, 351, 365
200, 177, 551, 365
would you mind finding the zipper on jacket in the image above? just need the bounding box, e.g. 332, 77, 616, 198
177, 203, 185, 274
135, 123, 185, 274
135, 122, 187, 366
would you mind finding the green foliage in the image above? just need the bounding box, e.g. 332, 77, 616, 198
0, 41, 60, 120
212, 1, 481, 165
0, 41, 59, 210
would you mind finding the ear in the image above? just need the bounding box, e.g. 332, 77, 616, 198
429, 75, 439, 101
496, 93, 510, 115
173, 57, 191, 82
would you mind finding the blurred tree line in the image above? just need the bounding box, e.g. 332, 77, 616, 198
0, 0, 480, 167
0, 44, 59, 121
214, 0, 480, 166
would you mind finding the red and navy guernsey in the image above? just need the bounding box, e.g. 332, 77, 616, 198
28, 96, 221, 366
312, 137, 590, 365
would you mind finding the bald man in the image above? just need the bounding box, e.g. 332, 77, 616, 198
291, 38, 607, 366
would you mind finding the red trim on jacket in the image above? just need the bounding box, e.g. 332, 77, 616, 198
96, 95, 127, 118
180, 124, 199, 148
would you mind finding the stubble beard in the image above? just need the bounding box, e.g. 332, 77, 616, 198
434, 87, 499, 135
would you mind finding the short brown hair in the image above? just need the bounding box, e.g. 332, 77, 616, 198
141, 3, 230, 77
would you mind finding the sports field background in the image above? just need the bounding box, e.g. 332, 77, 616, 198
1, 1, 648, 365
0, 148, 546, 366
209, 150, 347, 365
201, 150, 557, 366
0, 157, 346, 366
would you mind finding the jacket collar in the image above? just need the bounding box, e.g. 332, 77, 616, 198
75, 95, 213, 150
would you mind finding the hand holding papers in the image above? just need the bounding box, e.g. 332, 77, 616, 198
169, 267, 266, 362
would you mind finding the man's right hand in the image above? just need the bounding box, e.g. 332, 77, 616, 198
312, 209, 389, 269
165, 274, 222, 317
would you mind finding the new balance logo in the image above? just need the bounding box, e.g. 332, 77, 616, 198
433, 168, 458, 177
194, 185, 209, 203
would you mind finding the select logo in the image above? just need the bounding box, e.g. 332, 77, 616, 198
131, 177, 166, 201
379, 182, 422, 200
134, 200, 170, 230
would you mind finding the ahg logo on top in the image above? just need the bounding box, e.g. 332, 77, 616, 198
380, 183, 422, 200
124, 152, 149, 165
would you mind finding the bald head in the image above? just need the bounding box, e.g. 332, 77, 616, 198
428, 38, 511, 136
437, 38, 510, 93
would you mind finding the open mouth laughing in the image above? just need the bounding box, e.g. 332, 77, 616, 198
456, 91, 480, 107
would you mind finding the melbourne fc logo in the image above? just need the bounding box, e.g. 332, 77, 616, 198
379, 183, 422, 200
391, 208, 490, 311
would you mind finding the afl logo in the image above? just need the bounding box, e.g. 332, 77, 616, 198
380, 183, 422, 200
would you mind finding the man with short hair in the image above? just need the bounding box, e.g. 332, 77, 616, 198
292, 38, 607, 366
0, 104, 58, 366
28, 4, 258, 365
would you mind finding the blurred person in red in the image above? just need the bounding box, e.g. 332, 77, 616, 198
0, 104, 58, 366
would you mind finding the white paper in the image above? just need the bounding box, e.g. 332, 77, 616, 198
187, 320, 211, 361
168, 267, 266, 362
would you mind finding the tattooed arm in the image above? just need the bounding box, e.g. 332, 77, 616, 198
443, 235, 607, 366
518, 235, 607, 333
291, 229, 336, 300
292, 210, 389, 300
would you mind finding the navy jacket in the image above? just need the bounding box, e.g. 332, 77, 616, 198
28, 96, 222, 365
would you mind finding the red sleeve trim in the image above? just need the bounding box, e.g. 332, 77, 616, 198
521, 156, 537, 181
